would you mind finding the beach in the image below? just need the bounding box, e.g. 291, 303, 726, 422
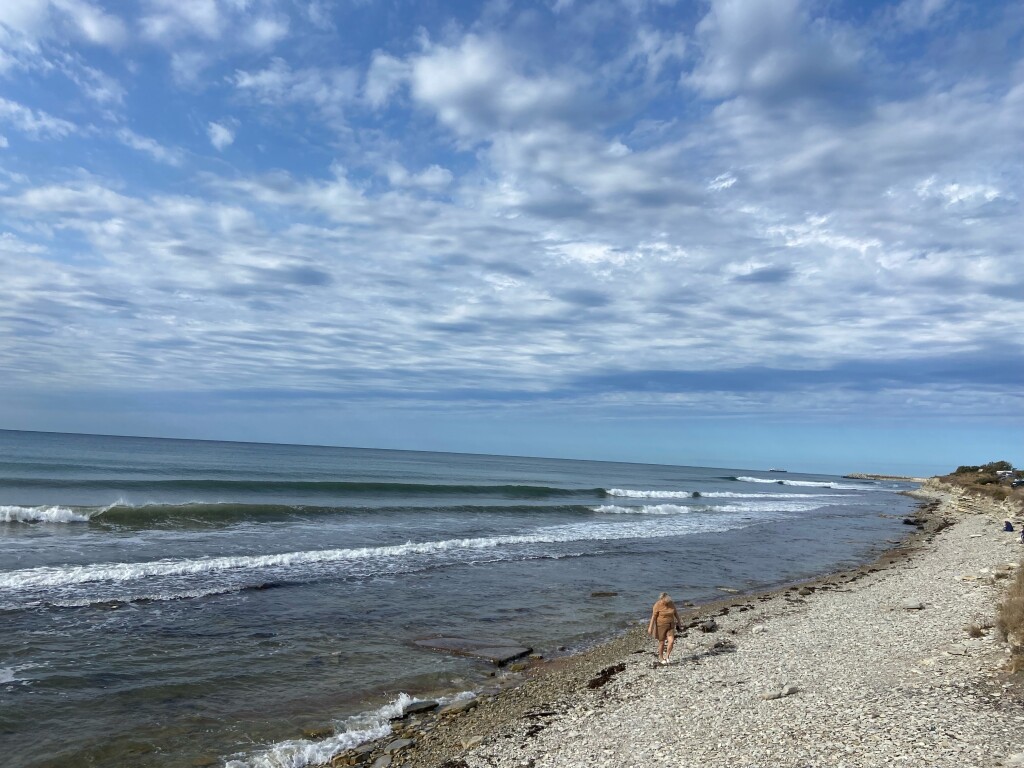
347, 482, 1024, 768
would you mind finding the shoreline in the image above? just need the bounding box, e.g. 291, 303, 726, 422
324, 483, 1024, 767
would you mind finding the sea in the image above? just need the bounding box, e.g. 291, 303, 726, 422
0, 430, 921, 768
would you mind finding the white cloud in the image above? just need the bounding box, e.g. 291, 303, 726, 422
0, 96, 76, 138
686, 0, 861, 102
0, 0, 125, 47
385, 162, 452, 190
207, 120, 236, 150
409, 34, 588, 138
234, 58, 358, 112
364, 51, 409, 108
116, 128, 183, 165
141, 0, 224, 43
0, 134, 8, 148
243, 15, 289, 49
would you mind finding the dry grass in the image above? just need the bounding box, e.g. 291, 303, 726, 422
997, 559, 1024, 648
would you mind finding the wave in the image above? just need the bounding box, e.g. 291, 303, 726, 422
593, 504, 695, 515
732, 476, 868, 490
0, 505, 91, 523
607, 489, 846, 499
0, 511, 778, 593
595, 500, 828, 516
225, 692, 474, 768
0, 477, 603, 498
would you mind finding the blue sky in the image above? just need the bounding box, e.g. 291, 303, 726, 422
0, 0, 1021, 475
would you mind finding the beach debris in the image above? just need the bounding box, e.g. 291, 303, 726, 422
717, 587, 740, 594
413, 637, 533, 666
587, 662, 625, 689
901, 600, 926, 610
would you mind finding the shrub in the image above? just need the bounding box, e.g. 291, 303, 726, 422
997, 560, 1024, 652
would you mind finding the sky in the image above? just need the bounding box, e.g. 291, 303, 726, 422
0, 0, 1021, 476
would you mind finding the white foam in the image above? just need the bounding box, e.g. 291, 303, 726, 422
734, 476, 867, 490
1, 505, 811, 593
0, 505, 91, 523
593, 504, 694, 515
224, 693, 478, 768
607, 489, 696, 499
608, 489, 845, 499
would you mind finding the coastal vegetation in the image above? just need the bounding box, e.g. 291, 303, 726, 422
939, 460, 1024, 505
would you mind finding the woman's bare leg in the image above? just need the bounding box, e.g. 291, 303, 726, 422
664, 633, 675, 662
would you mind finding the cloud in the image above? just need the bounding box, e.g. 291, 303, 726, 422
243, 15, 289, 49
233, 57, 358, 115
207, 120, 235, 150
0, 96, 76, 138
0, 0, 126, 47
686, 0, 863, 105
116, 128, 183, 165
409, 34, 593, 139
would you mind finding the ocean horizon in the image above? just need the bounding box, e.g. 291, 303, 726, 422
0, 429, 920, 767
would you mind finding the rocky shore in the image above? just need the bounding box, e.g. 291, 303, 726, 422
330, 482, 1024, 768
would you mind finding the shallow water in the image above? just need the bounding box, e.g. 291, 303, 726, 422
0, 430, 919, 767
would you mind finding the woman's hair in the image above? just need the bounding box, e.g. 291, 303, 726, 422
659, 592, 669, 600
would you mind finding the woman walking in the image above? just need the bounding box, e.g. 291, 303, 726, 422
647, 592, 680, 665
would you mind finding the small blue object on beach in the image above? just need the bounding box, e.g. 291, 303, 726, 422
1005, 520, 1015, 532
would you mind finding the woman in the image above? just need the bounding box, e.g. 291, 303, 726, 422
647, 592, 680, 665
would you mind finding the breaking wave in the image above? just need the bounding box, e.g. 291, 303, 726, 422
0, 505, 91, 523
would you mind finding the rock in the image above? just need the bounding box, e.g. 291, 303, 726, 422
761, 691, 783, 700
383, 738, 414, 754
370, 757, 391, 768
301, 727, 334, 740
901, 600, 925, 610
752, 625, 767, 634
1005, 753, 1024, 767
403, 700, 439, 716
412, 637, 533, 665
798, 587, 814, 596
781, 684, 799, 696
461, 735, 484, 750
699, 619, 719, 633
438, 698, 478, 716
946, 644, 968, 656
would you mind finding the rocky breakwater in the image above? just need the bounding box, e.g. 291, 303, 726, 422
380, 485, 1024, 768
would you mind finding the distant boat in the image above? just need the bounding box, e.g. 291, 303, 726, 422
768, 468, 787, 473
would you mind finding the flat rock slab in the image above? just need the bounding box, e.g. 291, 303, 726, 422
413, 636, 533, 665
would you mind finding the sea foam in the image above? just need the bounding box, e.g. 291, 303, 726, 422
0, 505, 91, 523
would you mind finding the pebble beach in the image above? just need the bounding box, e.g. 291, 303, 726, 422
344, 482, 1024, 768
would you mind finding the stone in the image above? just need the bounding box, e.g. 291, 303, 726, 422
761, 691, 783, 700
901, 600, 925, 610
462, 735, 484, 749
699, 619, 719, 633
370, 757, 391, 768
752, 625, 767, 634
781, 684, 799, 696
301, 727, 334, 740
798, 587, 814, 596
403, 700, 439, 716
383, 738, 414, 754
438, 699, 478, 716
